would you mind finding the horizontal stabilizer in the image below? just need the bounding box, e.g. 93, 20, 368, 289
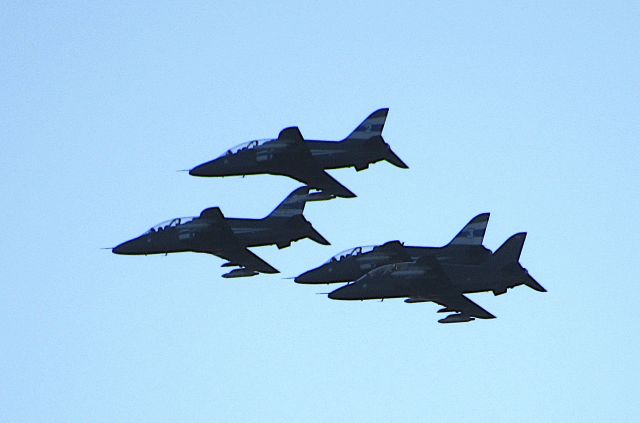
306, 223, 330, 246
523, 273, 546, 292
384, 147, 409, 169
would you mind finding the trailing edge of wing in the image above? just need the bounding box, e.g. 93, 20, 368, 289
412, 256, 495, 319
432, 294, 496, 319
290, 168, 357, 198
197, 207, 278, 274
216, 247, 279, 274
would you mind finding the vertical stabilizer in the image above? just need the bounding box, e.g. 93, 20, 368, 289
492, 232, 547, 293
493, 232, 526, 266
266, 187, 312, 219
266, 186, 332, 246
344, 108, 408, 169
344, 108, 388, 140
447, 213, 490, 246
266, 186, 334, 219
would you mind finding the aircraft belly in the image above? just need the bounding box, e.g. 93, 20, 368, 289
442, 265, 494, 293
307, 143, 356, 169
232, 227, 275, 247
378, 279, 420, 299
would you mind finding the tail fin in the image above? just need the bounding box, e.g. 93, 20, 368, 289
344, 108, 408, 169
266, 186, 334, 220
447, 213, 490, 246
278, 214, 331, 247
266, 186, 311, 219
344, 108, 388, 141
493, 232, 546, 293
493, 232, 526, 266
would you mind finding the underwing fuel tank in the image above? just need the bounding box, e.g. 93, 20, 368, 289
438, 314, 475, 324
222, 268, 259, 278
404, 298, 430, 304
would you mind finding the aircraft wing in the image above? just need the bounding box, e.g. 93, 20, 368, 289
430, 293, 496, 319
412, 255, 495, 320
406, 293, 495, 319
274, 127, 356, 198
288, 167, 357, 198
198, 207, 279, 274
214, 247, 279, 274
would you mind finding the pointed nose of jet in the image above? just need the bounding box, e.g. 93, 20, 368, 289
112, 239, 139, 255
295, 268, 329, 284
328, 283, 360, 300
189, 157, 228, 177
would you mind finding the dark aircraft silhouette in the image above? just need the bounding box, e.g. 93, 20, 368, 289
189, 108, 408, 198
295, 213, 492, 284
328, 233, 546, 323
112, 187, 331, 278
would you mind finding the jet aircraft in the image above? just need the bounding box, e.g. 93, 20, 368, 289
328, 233, 546, 323
295, 213, 492, 284
189, 108, 408, 198
112, 187, 331, 278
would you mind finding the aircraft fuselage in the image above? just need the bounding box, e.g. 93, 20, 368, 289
295, 245, 492, 284
328, 260, 531, 301
113, 217, 311, 257
189, 137, 391, 178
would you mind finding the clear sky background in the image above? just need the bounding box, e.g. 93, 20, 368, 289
2, 1, 639, 422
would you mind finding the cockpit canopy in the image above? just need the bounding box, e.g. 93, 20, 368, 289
220, 138, 275, 157
325, 245, 377, 263
146, 216, 197, 233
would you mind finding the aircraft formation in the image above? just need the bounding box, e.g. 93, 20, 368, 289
113, 109, 545, 323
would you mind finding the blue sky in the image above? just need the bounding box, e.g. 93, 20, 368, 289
2, 1, 639, 421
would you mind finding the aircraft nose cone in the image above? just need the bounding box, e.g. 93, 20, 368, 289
295, 269, 326, 284
189, 158, 227, 177
328, 284, 356, 300
112, 243, 127, 255
327, 290, 342, 300
189, 162, 210, 177
112, 239, 138, 255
